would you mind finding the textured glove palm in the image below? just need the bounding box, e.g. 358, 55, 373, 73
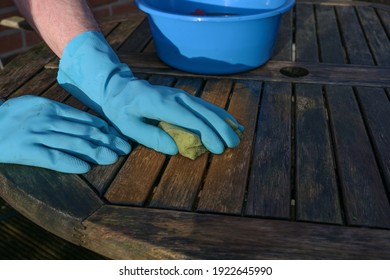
0, 96, 130, 173
57, 31, 243, 155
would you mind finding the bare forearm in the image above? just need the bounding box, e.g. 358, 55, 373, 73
14, 0, 99, 57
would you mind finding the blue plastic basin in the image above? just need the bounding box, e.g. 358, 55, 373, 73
135, 0, 295, 74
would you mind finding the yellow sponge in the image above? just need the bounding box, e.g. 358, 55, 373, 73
159, 118, 243, 160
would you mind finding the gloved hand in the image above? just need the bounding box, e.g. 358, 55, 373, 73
0, 95, 131, 173
57, 31, 243, 155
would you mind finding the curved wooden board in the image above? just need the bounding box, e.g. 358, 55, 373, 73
82, 205, 390, 260
0, 164, 103, 244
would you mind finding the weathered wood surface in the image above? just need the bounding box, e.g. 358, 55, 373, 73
1, 2, 390, 259
245, 82, 292, 219
196, 80, 261, 214
295, 84, 342, 224
82, 205, 390, 260
316, 5, 345, 63
355, 87, 390, 193
118, 54, 390, 87
147, 78, 206, 210
336, 6, 375, 65
295, 4, 319, 62
0, 165, 103, 244
0, 198, 105, 259
325, 85, 390, 228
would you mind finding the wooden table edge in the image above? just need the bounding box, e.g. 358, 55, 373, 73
81, 205, 390, 260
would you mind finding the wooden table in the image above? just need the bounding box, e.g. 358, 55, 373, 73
1, 1, 390, 259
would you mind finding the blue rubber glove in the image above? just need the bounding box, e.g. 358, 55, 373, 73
0, 95, 131, 173
57, 31, 243, 155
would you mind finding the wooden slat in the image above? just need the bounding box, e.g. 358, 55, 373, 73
315, 5, 346, 64
104, 13, 146, 50
63, 92, 130, 196
7, 69, 57, 99
99, 20, 119, 34
295, 4, 319, 62
273, 9, 293, 61
298, 0, 379, 6
336, 6, 374, 65
104, 75, 175, 205
376, 8, 390, 37
104, 146, 166, 206
120, 53, 390, 88
79, 19, 150, 195
81, 157, 127, 196
0, 165, 103, 244
356, 6, 390, 66
143, 40, 156, 53
0, 43, 55, 99
148, 77, 205, 210
245, 82, 291, 219
196, 80, 261, 214
325, 85, 390, 228
82, 205, 390, 260
295, 83, 342, 224
149, 79, 233, 211
0, 198, 105, 259
118, 18, 151, 53
40, 83, 70, 102
355, 87, 390, 194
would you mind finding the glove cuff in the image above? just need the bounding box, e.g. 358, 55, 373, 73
57, 31, 134, 115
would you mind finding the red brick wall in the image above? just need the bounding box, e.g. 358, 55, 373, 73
0, 0, 136, 62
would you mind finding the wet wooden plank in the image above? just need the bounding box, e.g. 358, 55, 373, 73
196, 80, 261, 214
63, 93, 130, 197
325, 85, 390, 228
0, 165, 103, 244
336, 6, 374, 65
80, 70, 148, 195
82, 205, 390, 260
60, 83, 127, 195
77, 18, 150, 194
316, 5, 345, 64
357, 6, 390, 66
273, 9, 293, 61
355, 87, 390, 194
104, 146, 166, 206
104, 75, 175, 205
148, 77, 205, 210
295, 4, 319, 62
295, 83, 342, 224
245, 82, 291, 219
149, 79, 233, 211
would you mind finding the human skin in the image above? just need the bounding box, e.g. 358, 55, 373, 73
14, 0, 99, 57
